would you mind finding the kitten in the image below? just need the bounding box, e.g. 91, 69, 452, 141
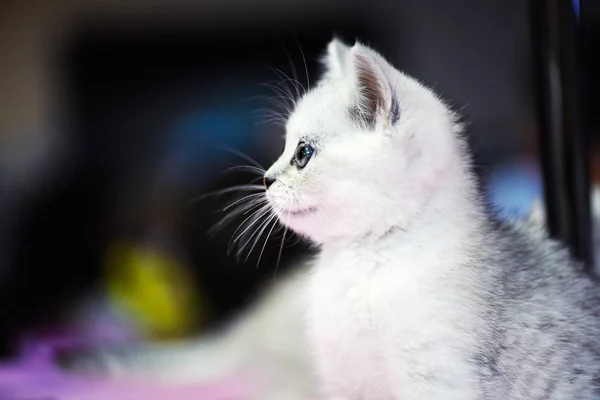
261, 39, 600, 399
63, 39, 600, 400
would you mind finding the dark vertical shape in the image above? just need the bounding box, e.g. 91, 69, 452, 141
530, 0, 593, 269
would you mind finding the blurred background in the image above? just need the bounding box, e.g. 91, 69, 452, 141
0, 0, 597, 360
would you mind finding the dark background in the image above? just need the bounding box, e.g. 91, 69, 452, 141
0, 0, 597, 357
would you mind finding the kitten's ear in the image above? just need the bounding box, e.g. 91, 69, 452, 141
322, 37, 352, 80
349, 43, 394, 128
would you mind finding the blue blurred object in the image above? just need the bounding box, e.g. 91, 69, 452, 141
165, 103, 257, 186
572, 0, 580, 20
487, 158, 542, 220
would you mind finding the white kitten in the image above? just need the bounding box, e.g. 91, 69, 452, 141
264, 39, 600, 399
265, 38, 483, 400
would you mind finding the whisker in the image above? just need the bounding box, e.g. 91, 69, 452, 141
246, 95, 293, 125
229, 206, 272, 258
282, 45, 306, 98
247, 108, 288, 124
256, 217, 278, 268
269, 63, 304, 100
248, 94, 293, 110
219, 147, 265, 169
259, 82, 296, 108
295, 37, 310, 92
281, 44, 302, 98
221, 165, 266, 177
245, 211, 279, 262
274, 219, 289, 281
235, 217, 270, 259
250, 116, 288, 128
238, 206, 278, 256
257, 74, 296, 106
289, 234, 303, 247
259, 62, 304, 102
231, 204, 272, 244
251, 94, 293, 114
189, 184, 264, 204
224, 193, 265, 211
208, 199, 267, 237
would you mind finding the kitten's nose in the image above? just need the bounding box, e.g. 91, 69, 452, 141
263, 176, 276, 189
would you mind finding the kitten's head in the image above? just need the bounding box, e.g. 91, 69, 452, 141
264, 39, 466, 244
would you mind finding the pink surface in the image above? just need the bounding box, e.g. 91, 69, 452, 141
0, 327, 253, 400
0, 365, 249, 400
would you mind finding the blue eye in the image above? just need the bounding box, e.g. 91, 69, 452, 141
294, 142, 315, 169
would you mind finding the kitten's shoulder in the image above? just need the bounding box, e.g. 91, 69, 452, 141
489, 216, 598, 299
492, 217, 578, 271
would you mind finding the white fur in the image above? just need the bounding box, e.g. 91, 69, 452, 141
265, 40, 488, 399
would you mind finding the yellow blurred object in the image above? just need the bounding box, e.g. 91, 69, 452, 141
104, 240, 202, 340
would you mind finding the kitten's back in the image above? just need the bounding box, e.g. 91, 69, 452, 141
476, 220, 600, 399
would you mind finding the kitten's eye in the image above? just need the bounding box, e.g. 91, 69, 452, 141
294, 142, 315, 169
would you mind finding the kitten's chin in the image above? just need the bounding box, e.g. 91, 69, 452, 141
284, 207, 318, 217
278, 207, 318, 222
277, 207, 320, 236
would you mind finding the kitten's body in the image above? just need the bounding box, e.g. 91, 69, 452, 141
64, 40, 600, 399
307, 167, 485, 399
262, 40, 600, 399
310, 218, 600, 399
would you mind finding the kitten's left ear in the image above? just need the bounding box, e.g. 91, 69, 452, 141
349, 44, 395, 128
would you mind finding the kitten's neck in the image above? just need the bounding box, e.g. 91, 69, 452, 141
322, 163, 487, 258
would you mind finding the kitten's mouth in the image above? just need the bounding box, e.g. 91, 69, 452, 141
283, 207, 318, 217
